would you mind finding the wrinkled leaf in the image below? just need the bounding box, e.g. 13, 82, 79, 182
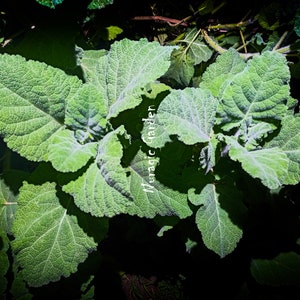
12, 182, 97, 287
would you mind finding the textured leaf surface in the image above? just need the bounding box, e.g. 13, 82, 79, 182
142, 88, 218, 147
0, 54, 82, 161
35, 0, 63, 9
11, 182, 97, 287
224, 136, 288, 189
251, 252, 300, 286
265, 115, 300, 185
200, 48, 245, 97
0, 230, 9, 295
127, 150, 192, 218
48, 129, 98, 172
219, 51, 290, 129
88, 0, 113, 9
188, 184, 243, 258
65, 84, 108, 142
63, 162, 132, 217
79, 39, 175, 119
0, 179, 17, 235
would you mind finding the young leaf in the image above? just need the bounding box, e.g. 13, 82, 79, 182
127, 150, 193, 218
188, 184, 243, 258
0, 179, 17, 235
251, 252, 300, 286
11, 182, 97, 287
223, 135, 288, 190
65, 84, 108, 142
48, 129, 98, 173
79, 39, 176, 119
0, 54, 82, 161
219, 51, 290, 130
265, 115, 300, 185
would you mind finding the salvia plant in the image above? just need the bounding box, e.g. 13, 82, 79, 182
1, 0, 300, 298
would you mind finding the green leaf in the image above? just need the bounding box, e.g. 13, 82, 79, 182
0, 54, 82, 161
79, 39, 175, 119
188, 184, 243, 258
200, 48, 245, 97
48, 129, 98, 173
11, 182, 97, 287
0, 179, 17, 235
223, 135, 288, 189
0, 230, 9, 296
65, 84, 108, 143
127, 150, 193, 218
63, 162, 132, 218
87, 0, 114, 9
96, 127, 132, 200
146, 88, 218, 147
251, 252, 300, 286
219, 51, 290, 130
265, 115, 300, 185
34, 0, 63, 9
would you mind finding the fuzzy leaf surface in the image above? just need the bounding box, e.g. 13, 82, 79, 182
0, 54, 82, 161
79, 39, 175, 119
11, 182, 97, 287
127, 150, 193, 218
265, 115, 300, 185
0, 179, 17, 235
188, 184, 243, 258
48, 129, 98, 172
219, 51, 290, 130
142, 88, 218, 147
224, 136, 288, 189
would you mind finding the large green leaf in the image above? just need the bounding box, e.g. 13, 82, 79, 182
48, 129, 98, 173
251, 252, 300, 286
142, 88, 218, 147
127, 150, 193, 218
223, 135, 288, 189
219, 51, 290, 130
79, 39, 175, 119
0, 54, 82, 161
0, 179, 17, 235
0, 230, 9, 296
265, 115, 300, 185
11, 182, 97, 287
188, 184, 243, 258
200, 48, 245, 97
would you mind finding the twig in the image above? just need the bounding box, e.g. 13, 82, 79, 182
131, 16, 189, 27
273, 31, 288, 51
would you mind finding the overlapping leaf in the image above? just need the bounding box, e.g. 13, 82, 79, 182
79, 39, 176, 119
265, 115, 300, 185
188, 184, 243, 258
48, 129, 98, 172
219, 51, 290, 130
223, 135, 288, 189
11, 182, 97, 287
0, 54, 82, 161
0, 179, 17, 235
142, 88, 218, 148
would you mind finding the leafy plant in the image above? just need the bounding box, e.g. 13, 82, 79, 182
1, 0, 300, 298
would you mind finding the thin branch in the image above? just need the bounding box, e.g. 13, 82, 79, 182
131, 16, 189, 27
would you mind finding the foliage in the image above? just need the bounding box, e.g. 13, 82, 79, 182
1, 0, 300, 298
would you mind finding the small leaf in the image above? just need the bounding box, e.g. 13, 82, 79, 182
0, 54, 82, 161
223, 135, 288, 189
251, 252, 300, 286
88, 0, 113, 9
11, 182, 97, 287
0, 179, 17, 235
48, 129, 98, 173
188, 184, 243, 258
